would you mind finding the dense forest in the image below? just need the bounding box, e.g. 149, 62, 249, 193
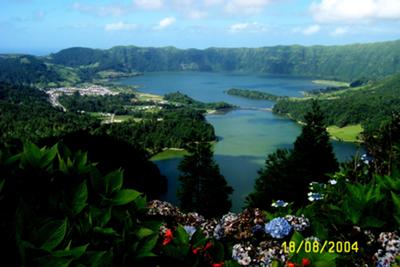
164, 91, 235, 110
226, 88, 287, 101
0, 55, 61, 85
0, 83, 99, 145
273, 72, 400, 132
49, 40, 400, 81
96, 107, 215, 154
59, 92, 139, 115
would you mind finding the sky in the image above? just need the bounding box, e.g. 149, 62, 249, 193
1, 0, 400, 54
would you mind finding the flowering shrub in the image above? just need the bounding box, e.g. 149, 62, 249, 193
2, 143, 399, 267
264, 217, 292, 239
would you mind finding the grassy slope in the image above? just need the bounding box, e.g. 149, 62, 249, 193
312, 80, 350, 87
150, 149, 188, 161
327, 124, 363, 142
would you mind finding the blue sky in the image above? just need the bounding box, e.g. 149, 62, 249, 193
1, 0, 400, 54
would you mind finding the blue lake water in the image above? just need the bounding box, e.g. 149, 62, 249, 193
117, 72, 364, 211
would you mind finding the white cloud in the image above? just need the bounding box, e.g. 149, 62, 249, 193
154, 16, 176, 30
311, 0, 400, 23
134, 0, 163, 10
105, 22, 137, 31
331, 26, 349, 36
204, 0, 224, 6
229, 22, 267, 33
294, 24, 321, 35
186, 9, 208, 19
73, 2, 127, 17
225, 0, 273, 14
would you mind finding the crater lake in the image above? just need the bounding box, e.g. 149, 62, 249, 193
116, 72, 363, 211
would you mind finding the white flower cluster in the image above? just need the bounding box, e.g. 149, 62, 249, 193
271, 200, 288, 208
285, 215, 310, 231
374, 232, 400, 267
307, 192, 324, 202
232, 243, 253, 266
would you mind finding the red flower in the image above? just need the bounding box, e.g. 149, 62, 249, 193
192, 248, 201, 254
162, 229, 173, 246
165, 229, 173, 238
203, 242, 213, 251
212, 263, 224, 267
302, 258, 311, 266
162, 238, 172, 246
287, 262, 296, 267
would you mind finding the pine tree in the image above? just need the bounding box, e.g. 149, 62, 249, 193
247, 100, 338, 208
178, 142, 233, 218
290, 100, 339, 202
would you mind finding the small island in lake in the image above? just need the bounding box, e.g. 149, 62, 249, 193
226, 88, 288, 101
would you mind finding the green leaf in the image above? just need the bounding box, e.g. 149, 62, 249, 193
35, 257, 72, 267
22, 142, 41, 167
361, 216, 385, 228
52, 244, 89, 259
191, 228, 207, 248
135, 251, 157, 259
311, 251, 338, 265
98, 208, 112, 227
313, 261, 336, 267
59, 158, 68, 174
85, 251, 113, 267
104, 170, 123, 195
21, 143, 58, 170
134, 195, 147, 210
93, 227, 119, 236
391, 191, 400, 225
111, 189, 141, 206
40, 219, 67, 252
224, 260, 242, 267
174, 225, 190, 246
71, 181, 88, 216
41, 144, 58, 169
136, 227, 154, 240
137, 234, 158, 254
89, 207, 112, 227
290, 231, 303, 245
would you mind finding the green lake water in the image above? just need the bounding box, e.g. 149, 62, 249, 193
117, 72, 364, 211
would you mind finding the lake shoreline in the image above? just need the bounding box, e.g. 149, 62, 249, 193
114, 72, 361, 211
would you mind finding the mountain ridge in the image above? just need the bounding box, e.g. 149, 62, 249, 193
47, 39, 400, 81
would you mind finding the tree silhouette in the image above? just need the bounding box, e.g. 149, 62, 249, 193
247, 100, 338, 208
178, 142, 233, 218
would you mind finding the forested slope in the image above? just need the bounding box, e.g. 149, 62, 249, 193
50, 40, 400, 81
273, 72, 400, 132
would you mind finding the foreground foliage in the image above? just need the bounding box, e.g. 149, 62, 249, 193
0, 139, 399, 266
0, 143, 159, 266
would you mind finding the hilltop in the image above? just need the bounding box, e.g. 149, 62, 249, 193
2, 40, 400, 87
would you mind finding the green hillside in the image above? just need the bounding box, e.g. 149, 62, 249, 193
273, 72, 400, 132
0, 54, 83, 87
49, 40, 400, 81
